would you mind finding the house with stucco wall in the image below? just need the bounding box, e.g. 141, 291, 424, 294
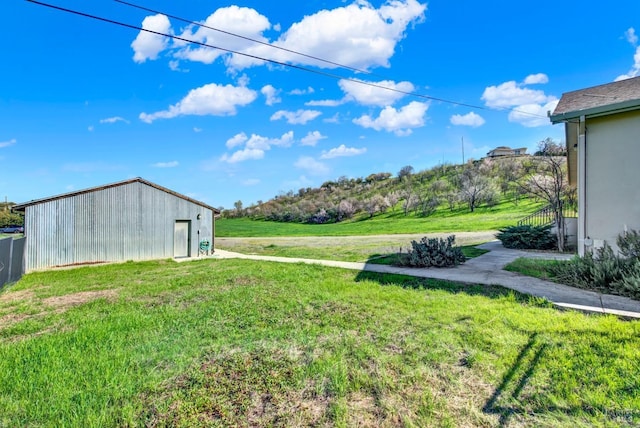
550, 76, 640, 256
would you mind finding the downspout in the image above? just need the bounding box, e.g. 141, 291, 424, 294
577, 115, 587, 256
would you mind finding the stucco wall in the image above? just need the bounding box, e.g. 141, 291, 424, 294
585, 110, 640, 253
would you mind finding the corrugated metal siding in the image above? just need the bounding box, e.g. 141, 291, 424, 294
24, 181, 214, 271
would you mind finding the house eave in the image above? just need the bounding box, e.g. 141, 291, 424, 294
550, 99, 640, 123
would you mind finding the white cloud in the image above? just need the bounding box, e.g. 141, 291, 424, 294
353, 101, 428, 136
320, 144, 367, 159
247, 131, 294, 148
261, 84, 281, 105
324, 113, 340, 123
242, 178, 260, 186
305, 99, 346, 107
625, 27, 638, 46
339, 79, 414, 106
270, 109, 321, 124
289, 87, 315, 95
450, 112, 485, 127
152, 161, 179, 168
174, 6, 272, 69
168, 60, 188, 72
193, 127, 203, 133
300, 131, 327, 147
88, 126, 94, 132
482, 80, 553, 109
220, 148, 265, 163
100, 116, 129, 124
221, 131, 294, 163
269, 0, 426, 71
615, 46, 640, 81
131, 14, 172, 63
523, 73, 549, 85
148, 1, 426, 73
140, 83, 257, 123
0, 138, 16, 148
508, 100, 559, 127
294, 156, 329, 176
482, 76, 558, 127
226, 132, 248, 148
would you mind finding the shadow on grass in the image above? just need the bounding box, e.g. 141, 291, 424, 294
354, 266, 550, 307
481, 332, 640, 426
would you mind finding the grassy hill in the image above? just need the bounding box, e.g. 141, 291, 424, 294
218, 156, 550, 237
217, 198, 543, 237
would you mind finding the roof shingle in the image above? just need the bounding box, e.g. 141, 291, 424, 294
550, 76, 640, 122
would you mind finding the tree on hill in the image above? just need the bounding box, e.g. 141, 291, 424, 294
457, 161, 497, 212
522, 139, 571, 252
534, 137, 567, 156
398, 165, 414, 181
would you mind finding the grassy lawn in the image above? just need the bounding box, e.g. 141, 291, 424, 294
216, 233, 493, 263
504, 258, 563, 281
1, 259, 639, 426
218, 199, 543, 237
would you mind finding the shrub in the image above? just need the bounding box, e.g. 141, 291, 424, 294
617, 229, 640, 260
551, 230, 640, 299
496, 225, 557, 250
400, 235, 466, 268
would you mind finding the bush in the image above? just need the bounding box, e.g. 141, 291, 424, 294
617, 229, 640, 259
496, 225, 556, 250
399, 235, 466, 268
551, 230, 640, 299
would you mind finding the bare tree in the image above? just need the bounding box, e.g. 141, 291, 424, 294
386, 191, 400, 212
337, 199, 356, 221
458, 164, 494, 212
398, 165, 414, 181
522, 141, 571, 252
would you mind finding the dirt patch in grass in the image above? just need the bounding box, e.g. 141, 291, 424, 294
42, 289, 119, 310
0, 289, 119, 332
0, 289, 36, 304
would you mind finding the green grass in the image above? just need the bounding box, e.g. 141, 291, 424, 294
216, 235, 491, 263
1, 259, 639, 426
218, 199, 544, 237
504, 258, 563, 281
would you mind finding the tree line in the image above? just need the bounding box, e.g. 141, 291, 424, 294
223, 138, 573, 230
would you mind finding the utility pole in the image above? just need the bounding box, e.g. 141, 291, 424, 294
461, 137, 465, 164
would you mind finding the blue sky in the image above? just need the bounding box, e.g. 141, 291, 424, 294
3, 0, 640, 209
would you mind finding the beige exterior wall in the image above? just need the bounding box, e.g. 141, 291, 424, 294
584, 110, 640, 254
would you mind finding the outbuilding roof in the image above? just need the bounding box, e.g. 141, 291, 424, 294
550, 76, 640, 123
12, 177, 220, 214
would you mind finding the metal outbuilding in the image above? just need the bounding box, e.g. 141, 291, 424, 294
12, 177, 219, 271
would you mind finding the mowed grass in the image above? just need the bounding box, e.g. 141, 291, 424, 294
217, 199, 544, 237
0, 259, 640, 427
504, 257, 563, 281
1, 259, 639, 427
216, 233, 493, 263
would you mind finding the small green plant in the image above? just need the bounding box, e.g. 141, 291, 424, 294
400, 235, 466, 268
496, 224, 557, 250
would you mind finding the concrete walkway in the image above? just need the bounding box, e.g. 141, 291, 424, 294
200, 241, 640, 319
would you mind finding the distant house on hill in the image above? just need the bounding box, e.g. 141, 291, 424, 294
550, 75, 640, 256
12, 178, 219, 271
486, 146, 528, 158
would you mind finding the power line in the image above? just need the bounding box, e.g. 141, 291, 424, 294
26, 0, 548, 120
114, 0, 387, 79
